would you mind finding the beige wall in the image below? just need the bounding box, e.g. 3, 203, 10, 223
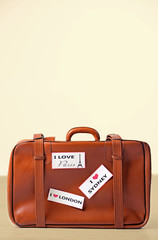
0, 0, 158, 175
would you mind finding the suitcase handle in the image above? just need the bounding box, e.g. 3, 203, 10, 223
66, 127, 100, 141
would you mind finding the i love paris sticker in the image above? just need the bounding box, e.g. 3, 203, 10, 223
79, 164, 113, 199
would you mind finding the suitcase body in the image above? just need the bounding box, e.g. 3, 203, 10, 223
7, 127, 151, 228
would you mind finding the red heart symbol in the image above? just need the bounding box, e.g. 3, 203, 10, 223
93, 174, 98, 180
53, 194, 58, 198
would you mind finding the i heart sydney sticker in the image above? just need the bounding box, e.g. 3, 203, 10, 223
79, 164, 113, 199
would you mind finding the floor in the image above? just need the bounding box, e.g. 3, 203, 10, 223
0, 176, 157, 240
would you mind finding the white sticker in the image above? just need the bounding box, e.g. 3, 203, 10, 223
47, 188, 84, 209
52, 152, 85, 169
79, 164, 113, 199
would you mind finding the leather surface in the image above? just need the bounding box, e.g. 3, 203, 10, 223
110, 135, 124, 228
7, 127, 151, 228
33, 134, 45, 227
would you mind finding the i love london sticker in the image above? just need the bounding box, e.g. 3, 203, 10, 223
79, 164, 113, 199
47, 188, 84, 209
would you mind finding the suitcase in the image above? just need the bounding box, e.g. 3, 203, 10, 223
7, 127, 151, 228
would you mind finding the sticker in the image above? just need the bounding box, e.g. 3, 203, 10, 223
47, 188, 84, 209
52, 152, 85, 169
79, 164, 113, 199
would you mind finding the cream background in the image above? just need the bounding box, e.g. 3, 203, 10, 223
0, 0, 158, 175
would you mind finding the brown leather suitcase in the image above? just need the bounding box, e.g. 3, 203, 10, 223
7, 127, 151, 228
